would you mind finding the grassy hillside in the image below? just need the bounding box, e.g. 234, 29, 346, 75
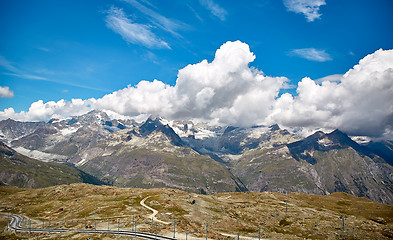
0, 142, 103, 188
0, 184, 392, 239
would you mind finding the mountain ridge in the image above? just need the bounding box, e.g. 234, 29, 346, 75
0, 141, 104, 188
0, 110, 392, 204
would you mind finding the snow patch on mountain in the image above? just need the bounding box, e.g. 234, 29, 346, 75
317, 137, 333, 147
60, 126, 80, 136
76, 158, 88, 166
13, 146, 67, 162
351, 136, 372, 145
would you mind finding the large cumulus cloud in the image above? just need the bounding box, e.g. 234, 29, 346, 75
270, 49, 393, 138
95, 41, 287, 127
0, 99, 96, 122
1, 41, 392, 139
171, 41, 287, 126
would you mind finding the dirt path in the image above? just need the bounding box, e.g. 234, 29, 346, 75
140, 196, 171, 225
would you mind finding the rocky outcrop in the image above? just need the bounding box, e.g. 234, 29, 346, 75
233, 130, 393, 205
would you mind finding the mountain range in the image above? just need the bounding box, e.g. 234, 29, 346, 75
1, 110, 392, 204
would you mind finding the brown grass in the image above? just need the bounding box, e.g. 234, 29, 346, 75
0, 184, 392, 239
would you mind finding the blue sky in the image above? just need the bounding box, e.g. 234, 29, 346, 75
1, 0, 393, 138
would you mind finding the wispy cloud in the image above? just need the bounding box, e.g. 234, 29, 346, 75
142, 51, 159, 64
199, 0, 228, 21
3, 72, 48, 80
0, 56, 19, 73
0, 55, 108, 92
0, 86, 14, 98
37, 47, 50, 52
283, 0, 326, 22
122, 0, 189, 38
289, 48, 332, 62
187, 4, 204, 22
0, 55, 48, 80
105, 6, 170, 49
315, 74, 343, 84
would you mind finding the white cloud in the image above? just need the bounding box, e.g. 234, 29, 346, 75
171, 41, 287, 126
142, 51, 159, 64
199, 0, 228, 21
123, 0, 188, 38
0, 41, 287, 127
105, 6, 170, 49
37, 47, 50, 52
0, 86, 14, 98
0, 99, 96, 122
0, 55, 50, 81
314, 74, 343, 84
3, 72, 48, 81
0, 56, 107, 92
0, 56, 19, 73
289, 48, 332, 62
270, 48, 393, 139
1, 43, 393, 140
283, 0, 326, 22
96, 79, 176, 117
187, 4, 204, 22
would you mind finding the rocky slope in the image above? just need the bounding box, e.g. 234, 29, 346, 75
365, 140, 393, 165
71, 116, 246, 193
0, 118, 45, 143
1, 111, 392, 204
233, 129, 393, 204
0, 141, 103, 188
9, 110, 136, 161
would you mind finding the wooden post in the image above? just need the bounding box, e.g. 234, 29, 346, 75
206, 223, 208, 240
133, 216, 135, 237
341, 216, 347, 240
134, 218, 136, 237
155, 222, 157, 240
173, 220, 176, 239
285, 201, 288, 213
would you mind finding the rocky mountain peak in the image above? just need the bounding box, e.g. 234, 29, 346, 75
287, 129, 377, 165
269, 124, 280, 131
139, 115, 164, 136
327, 129, 355, 146
0, 118, 46, 143
223, 126, 238, 134
76, 110, 111, 125
156, 124, 183, 146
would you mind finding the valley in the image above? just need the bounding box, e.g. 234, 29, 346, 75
1, 183, 393, 239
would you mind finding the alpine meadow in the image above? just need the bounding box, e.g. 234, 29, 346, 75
1, 0, 393, 239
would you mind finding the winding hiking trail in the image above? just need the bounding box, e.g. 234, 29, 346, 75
140, 196, 171, 225
5, 214, 175, 240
